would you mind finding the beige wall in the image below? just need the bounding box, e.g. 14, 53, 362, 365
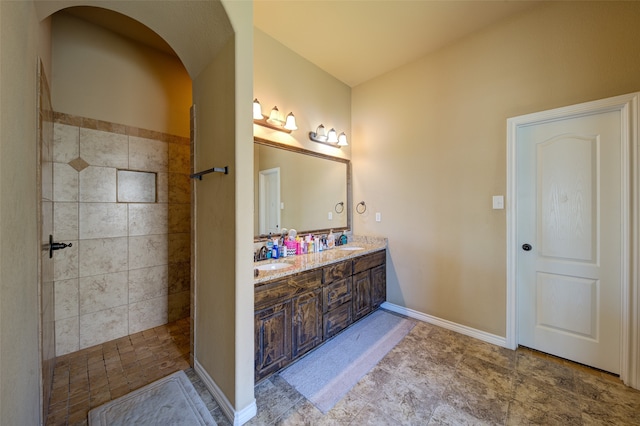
254, 29, 351, 160
352, 1, 640, 337
221, 0, 255, 411
0, 2, 43, 424
192, 0, 255, 412
51, 11, 192, 138
193, 37, 239, 406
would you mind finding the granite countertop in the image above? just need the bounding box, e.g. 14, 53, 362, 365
254, 236, 387, 285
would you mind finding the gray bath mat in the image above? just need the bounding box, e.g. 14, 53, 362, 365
280, 309, 416, 413
88, 370, 216, 426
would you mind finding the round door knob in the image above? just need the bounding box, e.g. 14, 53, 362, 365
522, 244, 532, 251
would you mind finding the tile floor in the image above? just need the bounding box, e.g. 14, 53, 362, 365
47, 315, 640, 425
46, 318, 192, 426
240, 318, 640, 425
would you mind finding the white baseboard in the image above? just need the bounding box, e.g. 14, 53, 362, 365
194, 360, 257, 426
381, 302, 509, 349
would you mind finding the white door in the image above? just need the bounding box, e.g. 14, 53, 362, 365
259, 167, 281, 235
516, 109, 622, 374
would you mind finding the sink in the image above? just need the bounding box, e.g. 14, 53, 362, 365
255, 262, 294, 271
338, 246, 364, 251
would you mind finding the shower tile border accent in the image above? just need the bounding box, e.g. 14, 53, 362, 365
67, 156, 90, 173
53, 112, 190, 146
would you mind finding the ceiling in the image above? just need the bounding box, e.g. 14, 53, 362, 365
254, 0, 542, 87
62, 6, 177, 56
64, 1, 543, 88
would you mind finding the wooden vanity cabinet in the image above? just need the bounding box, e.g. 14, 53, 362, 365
254, 300, 291, 380
254, 249, 386, 382
322, 260, 353, 339
352, 270, 372, 321
352, 251, 387, 321
371, 263, 387, 309
254, 269, 322, 381
292, 288, 323, 358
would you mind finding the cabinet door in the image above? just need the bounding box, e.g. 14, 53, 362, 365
323, 260, 352, 285
292, 289, 323, 358
323, 277, 352, 313
324, 301, 352, 339
255, 300, 292, 381
371, 264, 386, 309
352, 270, 372, 321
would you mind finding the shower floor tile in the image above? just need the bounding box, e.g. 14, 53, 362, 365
46, 318, 191, 426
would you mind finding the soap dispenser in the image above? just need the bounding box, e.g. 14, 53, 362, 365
327, 230, 335, 249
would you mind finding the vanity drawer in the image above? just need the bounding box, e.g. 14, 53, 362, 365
255, 269, 322, 310
323, 260, 352, 284
323, 277, 352, 313
353, 250, 385, 274
323, 302, 352, 340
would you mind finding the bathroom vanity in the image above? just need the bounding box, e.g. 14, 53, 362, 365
253, 239, 387, 381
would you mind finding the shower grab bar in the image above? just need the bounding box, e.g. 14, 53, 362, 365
190, 166, 229, 180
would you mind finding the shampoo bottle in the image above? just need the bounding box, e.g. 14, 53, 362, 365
266, 234, 273, 259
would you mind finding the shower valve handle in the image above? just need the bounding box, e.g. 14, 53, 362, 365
49, 235, 72, 258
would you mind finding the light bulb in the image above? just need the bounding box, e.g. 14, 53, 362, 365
314, 124, 327, 141
267, 106, 281, 125
253, 99, 263, 120
327, 128, 338, 143
337, 132, 348, 146
284, 112, 298, 130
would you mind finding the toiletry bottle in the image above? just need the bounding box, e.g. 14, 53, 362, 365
282, 240, 288, 257
266, 234, 273, 259
272, 240, 279, 259
328, 230, 335, 249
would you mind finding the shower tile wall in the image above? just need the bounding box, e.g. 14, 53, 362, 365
52, 113, 191, 356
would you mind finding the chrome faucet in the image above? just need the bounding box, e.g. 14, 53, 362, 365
254, 245, 269, 262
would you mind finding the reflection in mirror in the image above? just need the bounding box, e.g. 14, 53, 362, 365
254, 137, 350, 239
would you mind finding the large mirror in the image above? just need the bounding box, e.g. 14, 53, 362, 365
254, 137, 350, 239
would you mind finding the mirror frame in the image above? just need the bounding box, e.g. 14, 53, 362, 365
254, 136, 351, 241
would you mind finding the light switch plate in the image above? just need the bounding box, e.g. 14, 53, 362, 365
492, 195, 504, 210
328, 212, 333, 220
375, 212, 381, 222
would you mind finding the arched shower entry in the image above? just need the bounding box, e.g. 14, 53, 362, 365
33, 2, 256, 424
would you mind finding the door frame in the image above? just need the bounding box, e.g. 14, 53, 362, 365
506, 92, 640, 389
258, 167, 281, 235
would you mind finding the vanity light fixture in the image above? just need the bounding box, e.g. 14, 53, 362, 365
309, 124, 348, 148
253, 98, 297, 133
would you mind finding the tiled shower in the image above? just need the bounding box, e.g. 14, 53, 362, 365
52, 113, 191, 356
